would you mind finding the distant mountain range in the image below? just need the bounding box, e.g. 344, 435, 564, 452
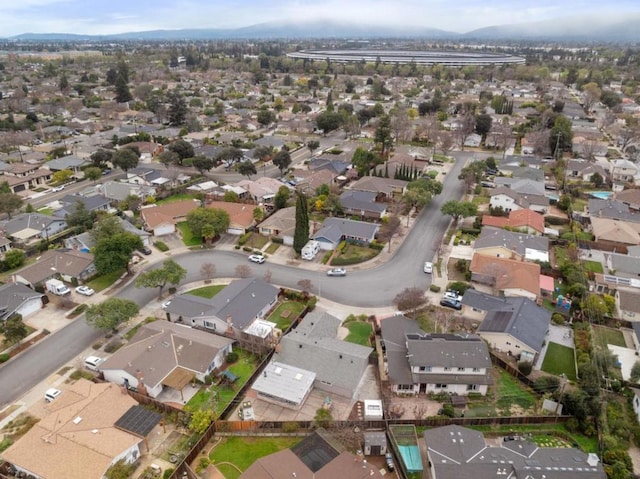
5, 16, 640, 42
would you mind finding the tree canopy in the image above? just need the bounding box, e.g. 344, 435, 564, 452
186, 207, 230, 238
135, 259, 187, 298
111, 148, 139, 172
93, 232, 143, 275
293, 192, 310, 254
273, 150, 292, 175
440, 200, 478, 221
85, 298, 139, 332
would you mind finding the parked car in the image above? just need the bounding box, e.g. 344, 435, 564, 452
440, 297, 462, 310
84, 356, 104, 371
139, 246, 152, 255
385, 453, 395, 472
51, 185, 65, 192
102, 168, 112, 175
162, 300, 172, 309
443, 290, 463, 302
327, 268, 347, 277
423, 261, 433, 273
75, 285, 95, 296
248, 254, 266, 264
45, 388, 61, 402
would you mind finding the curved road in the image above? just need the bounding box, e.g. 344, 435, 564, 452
0, 155, 468, 408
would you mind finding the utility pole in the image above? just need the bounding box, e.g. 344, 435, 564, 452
554, 373, 568, 420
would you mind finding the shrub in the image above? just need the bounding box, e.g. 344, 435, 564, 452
282, 421, 300, 433
92, 342, 103, 350
238, 232, 252, 246
460, 227, 481, 236
0, 437, 13, 453
447, 281, 472, 295
518, 361, 533, 376
429, 284, 441, 293
234, 245, 241, 249
533, 375, 560, 394
369, 241, 384, 251
0, 353, 10, 363
307, 297, 317, 311
154, 241, 169, 252
337, 240, 347, 252
551, 313, 565, 325
331, 256, 367, 266
321, 251, 332, 264
271, 236, 284, 244
168, 287, 177, 294
441, 404, 455, 417
163, 469, 175, 479
226, 351, 239, 363
242, 246, 253, 252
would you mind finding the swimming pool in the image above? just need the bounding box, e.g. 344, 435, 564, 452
590, 191, 613, 200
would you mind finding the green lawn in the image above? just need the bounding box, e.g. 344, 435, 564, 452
267, 301, 306, 331
495, 370, 536, 412
188, 285, 226, 299
123, 317, 158, 341
593, 325, 626, 348
265, 243, 280, 254
176, 222, 201, 247
582, 260, 604, 274
330, 243, 379, 266
344, 321, 372, 346
86, 268, 126, 292
36, 207, 54, 215
210, 436, 301, 479
541, 343, 577, 381
242, 233, 269, 250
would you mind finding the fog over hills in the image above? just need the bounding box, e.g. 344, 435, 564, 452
6, 15, 640, 42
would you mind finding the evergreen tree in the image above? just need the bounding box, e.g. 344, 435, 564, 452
167, 90, 187, 126
374, 114, 393, 157
293, 192, 310, 254
115, 73, 132, 103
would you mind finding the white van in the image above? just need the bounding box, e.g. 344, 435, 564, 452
84, 356, 104, 371
301, 240, 320, 261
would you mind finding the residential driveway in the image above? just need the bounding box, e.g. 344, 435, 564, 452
449, 245, 474, 260
534, 324, 574, 371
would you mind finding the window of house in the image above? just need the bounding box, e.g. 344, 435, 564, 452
457, 367, 465, 372
204, 321, 216, 330
398, 384, 413, 391
418, 366, 432, 372
472, 368, 480, 372
467, 384, 478, 391
444, 367, 452, 372
435, 384, 448, 389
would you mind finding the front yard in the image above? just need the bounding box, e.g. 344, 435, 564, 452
267, 301, 307, 331
344, 321, 373, 346
541, 342, 577, 381
330, 243, 380, 266
188, 285, 226, 299
176, 222, 200, 247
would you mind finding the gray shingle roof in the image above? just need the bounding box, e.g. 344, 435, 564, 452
588, 199, 640, 223
619, 290, 640, 314
380, 315, 423, 385
406, 334, 492, 370
462, 289, 512, 311
312, 217, 379, 244
474, 227, 549, 257
0, 283, 43, 320
339, 190, 387, 214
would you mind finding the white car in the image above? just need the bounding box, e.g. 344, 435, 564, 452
248, 254, 266, 264
423, 261, 433, 273
162, 300, 172, 310
45, 388, 61, 402
443, 290, 463, 302
75, 285, 95, 296
327, 268, 347, 277
51, 185, 65, 192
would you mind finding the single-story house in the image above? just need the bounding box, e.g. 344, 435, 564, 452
236, 177, 290, 204
348, 176, 408, 200
274, 311, 373, 399
206, 200, 259, 235
339, 190, 387, 219
0, 283, 44, 321
380, 315, 492, 396
46, 155, 91, 174
2, 213, 67, 245
469, 253, 541, 300
97, 181, 157, 203
1, 381, 151, 479
474, 227, 549, 263
55, 194, 112, 218
12, 249, 95, 287
617, 289, 640, 321
616, 189, 640, 211
250, 361, 316, 410
591, 217, 640, 245
311, 217, 380, 250
489, 187, 549, 214
257, 206, 296, 245
566, 159, 608, 182
65, 217, 151, 251
139, 199, 201, 236
482, 208, 545, 235
100, 321, 234, 399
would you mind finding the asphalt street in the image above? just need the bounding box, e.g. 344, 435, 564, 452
0, 150, 468, 408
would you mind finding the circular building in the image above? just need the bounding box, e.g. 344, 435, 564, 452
287, 49, 525, 66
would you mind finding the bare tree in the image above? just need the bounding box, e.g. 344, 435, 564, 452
200, 263, 216, 282
235, 264, 252, 278
528, 127, 551, 158
454, 112, 475, 150
578, 137, 601, 162
581, 82, 601, 113
377, 215, 401, 252
437, 131, 455, 156
297, 279, 313, 294
393, 287, 427, 318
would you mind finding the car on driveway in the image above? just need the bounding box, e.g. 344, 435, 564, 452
139, 246, 152, 255
248, 254, 266, 264
327, 268, 347, 277
440, 297, 462, 310
45, 388, 61, 402
75, 285, 95, 296
443, 290, 463, 302
423, 261, 433, 273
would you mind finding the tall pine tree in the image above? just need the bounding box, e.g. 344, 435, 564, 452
293, 192, 310, 254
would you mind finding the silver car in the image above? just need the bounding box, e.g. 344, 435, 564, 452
327, 268, 347, 277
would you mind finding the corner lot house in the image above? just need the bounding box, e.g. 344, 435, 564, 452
469, 253, 541, 300
100, 321, 234, 399
139, 199, 200, 236
423, 425, 605, 479
311, 217, 380, 250
380, 315, 492, 396
1, 380, 156, 479
257, 206, 296, 245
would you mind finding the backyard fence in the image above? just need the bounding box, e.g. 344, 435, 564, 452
490, 351, 536, 388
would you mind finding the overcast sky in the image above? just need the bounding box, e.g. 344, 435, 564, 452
2, 0, 640, 37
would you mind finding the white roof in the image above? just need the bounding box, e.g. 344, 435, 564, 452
251, 361, 315, 405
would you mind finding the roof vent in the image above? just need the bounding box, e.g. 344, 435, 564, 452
72, 416, 82, 425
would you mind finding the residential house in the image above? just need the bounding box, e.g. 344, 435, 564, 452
124, 167, 180, 189
616, 189, 640, 211
474, 227, 549, 263
101, 321, 234, 399
604, 251, 640, 279
55, 194, 112, 218
257, 206, 296, 246
587, 199, 640, 223
12, 249, 95, 287
311, 217, 380, 250
292, 168, 337, 194
0, 380, 156, 479
566, 159, 608, 182
348, 176, 408, 201
591, 217, 640, 245
423, 425, 605, 479
65, 217, 151, 251
240, 429, 383, 479
469, 253, 541, 300
186, 180, 219, 194
308, 157, 350, 175
235, 177, 289, 204
274, 311, 373, 399
1, 163, 52, 193
617, 289, 640, 321
2, 213, 67, 245
0, 283, 44, 321
206, 200, 259, 235
164, 278, 279, 348
465, 292, 551, 362
610, 159, 640, 185
493, 177, 546, 197
380, 315, 492, 396
482, 208, 545, 235
489, 187, 548, 214
46, 155, 90, 175
139, 199, 201, 236
339, 190, 387, 219
120, 142, 163, 161
250, 361, 316, 410
97, 181, 156, 203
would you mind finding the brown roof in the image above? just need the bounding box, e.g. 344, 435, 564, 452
616, 189, 640, 207
591, 217, 640, 245
508, 209, 545, 233
1, 381, 141, 479
482, 215, 509, 229
100, 321, 233, 390
4, 168, 52, 186
207, 201, 257, 229
140, 199, 201, 229
349, 176, 408, 195
14, 249, 93, 285
470, 253, 541, 297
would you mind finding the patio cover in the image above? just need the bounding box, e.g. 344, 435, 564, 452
162, 367, 195, 390
540, 274, 555, 292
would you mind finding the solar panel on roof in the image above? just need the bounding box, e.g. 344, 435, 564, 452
115, 405, 162, 438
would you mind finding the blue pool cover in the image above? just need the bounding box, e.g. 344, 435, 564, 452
398, 445, 423, 472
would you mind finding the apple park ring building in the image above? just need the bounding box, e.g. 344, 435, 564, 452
287, 49, 526, 66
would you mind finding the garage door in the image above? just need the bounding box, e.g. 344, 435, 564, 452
227, 228, 244, 235
17, 298, 43, 318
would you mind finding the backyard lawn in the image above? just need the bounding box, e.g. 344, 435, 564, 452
330, 243, 379, 266
185, 349, 258, 417
495, 370, 536, 413
268, 301, 306, 331
344, 321, 372, 346
593, 325, 626, 348
176, 222, 201, 247
541, 342, 577, 380
582, 260, 604, 274
210, 436, 301, 479
188, 285, 226, 299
